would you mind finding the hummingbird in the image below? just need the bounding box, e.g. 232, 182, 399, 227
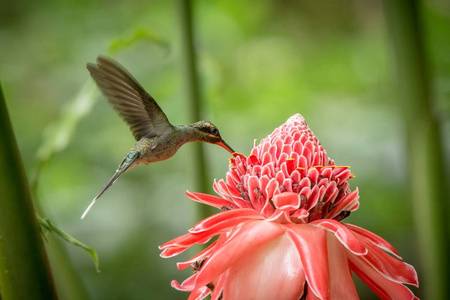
81, 56, 235, 219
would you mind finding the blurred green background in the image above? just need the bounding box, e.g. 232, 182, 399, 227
1, 0, 449, 299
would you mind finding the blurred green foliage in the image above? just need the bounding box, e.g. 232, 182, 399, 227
1, 0, 449, 299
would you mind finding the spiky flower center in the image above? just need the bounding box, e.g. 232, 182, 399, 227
213, 115, 359, 223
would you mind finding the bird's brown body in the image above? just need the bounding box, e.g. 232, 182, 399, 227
133, 124, 215, 164
81, 56, 234, 219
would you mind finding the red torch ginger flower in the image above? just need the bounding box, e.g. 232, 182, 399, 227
160, 114, 418, 299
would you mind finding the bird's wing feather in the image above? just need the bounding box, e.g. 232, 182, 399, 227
87, 56, 172, 140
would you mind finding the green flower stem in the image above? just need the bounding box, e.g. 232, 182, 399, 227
0, 84, 57, 299
177, 0, 214, 218
384, 1, 449, 299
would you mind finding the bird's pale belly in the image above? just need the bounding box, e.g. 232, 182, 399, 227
136, 136, 185, 165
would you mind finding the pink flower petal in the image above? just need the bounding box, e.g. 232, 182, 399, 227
259, 175, 270, 199
272, 192, 300, 211
275, 169, 285, 185
307, 168, 320, 185
186, 191, 233, 209
190, 208, 263, 233
266, 209, 292, 223
322, 181, 338, 204
247, 175, 264, 211
231, 152, 245, 159
326, 188, 359, 219
247, 154, 260, 165
213, 179, 238, 200
227, 168, 240, 185
214, 179, 238, 201
358, 237, 418, 286
192, 220, 285, 290
265, 177, 279, 199
171, 272, 198, 291
335, 169, 353, 183
298, 155, 308, 169
187, 286, 210, 300
348, 254, 418, 300
312, 219, 367, 256
210, 273, 226, 300
344, 223, 401, 259
285, 158, 296, 175
282, 177, 293, 192
291, 208, 309, 222
222, 233, 305, 300
160, 245, 189, 258
327, 232, 359, 300
177, 240, 218, 270
302, 144, 313, 166
306, 185, 321, 210
286, 224, 329, 300
262, 151, 272, 166
291, 169, 301, 185
260, 195, 276, 218
160, 229, 219, 257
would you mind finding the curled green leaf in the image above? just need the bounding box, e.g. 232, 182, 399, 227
38, 216, 100, 273
108, 27, 170, 56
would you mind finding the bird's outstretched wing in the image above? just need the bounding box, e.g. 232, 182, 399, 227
87, 56, 172, 140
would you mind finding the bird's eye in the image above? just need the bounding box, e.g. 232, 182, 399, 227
210, 127, 219, 136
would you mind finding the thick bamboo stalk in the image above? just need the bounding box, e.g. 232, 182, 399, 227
0, 84, 57, 299
383, 1, 449, 299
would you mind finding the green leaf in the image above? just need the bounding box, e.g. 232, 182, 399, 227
32, 80, 98, 196
39, 216, 100, 273
35, 81, 98, 166
108, 27, 170, 56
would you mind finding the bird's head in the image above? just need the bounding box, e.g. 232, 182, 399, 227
190, 121, 235, 154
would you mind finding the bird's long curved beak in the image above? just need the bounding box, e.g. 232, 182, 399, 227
217, 139, 235, 154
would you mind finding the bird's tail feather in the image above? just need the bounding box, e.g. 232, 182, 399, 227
81, 152, 139, 219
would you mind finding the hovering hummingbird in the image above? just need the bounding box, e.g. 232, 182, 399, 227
81, 56, 235, 219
